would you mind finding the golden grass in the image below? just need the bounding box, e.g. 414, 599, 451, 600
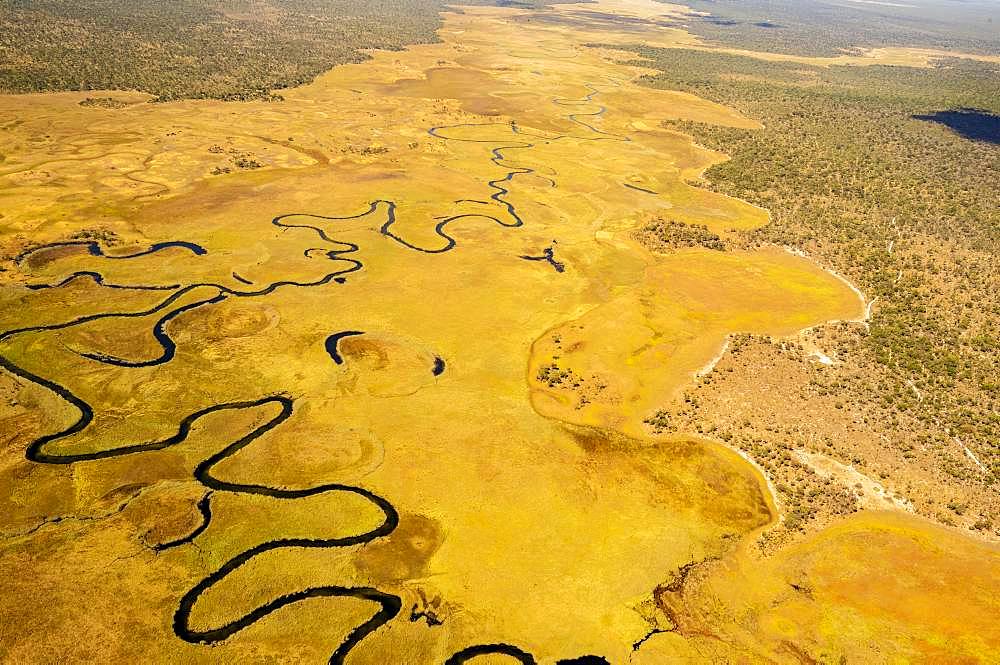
529, 246, 864, 436
0, 0, 997, 662
638, 511, 1000, 663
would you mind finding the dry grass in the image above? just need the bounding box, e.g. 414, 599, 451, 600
0, 1, 997, 662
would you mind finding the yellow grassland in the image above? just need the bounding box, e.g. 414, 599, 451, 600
0, 1, 997, 662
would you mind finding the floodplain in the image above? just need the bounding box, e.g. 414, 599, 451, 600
1, 1, 998, 663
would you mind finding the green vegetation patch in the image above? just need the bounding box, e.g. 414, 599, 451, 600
637, 218, 726, 252
625, 44, 1000, 476
0, 0, 587, 101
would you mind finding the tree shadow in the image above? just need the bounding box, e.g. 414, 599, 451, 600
913, 108, 1000, 145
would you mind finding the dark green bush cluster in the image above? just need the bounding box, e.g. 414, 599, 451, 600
639, 219, 726, 252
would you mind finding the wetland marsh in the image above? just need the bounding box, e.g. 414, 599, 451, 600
0, 0, 997, 662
